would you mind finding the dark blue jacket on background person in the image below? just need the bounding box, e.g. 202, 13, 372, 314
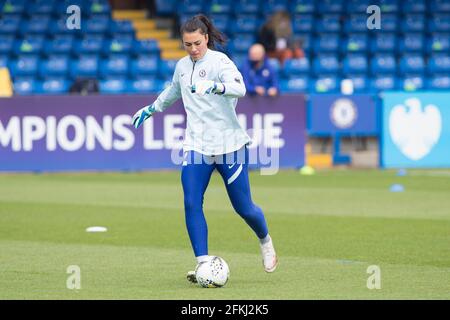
241, 58, 279, 96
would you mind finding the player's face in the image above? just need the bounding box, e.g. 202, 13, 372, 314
182, 30, 209, 61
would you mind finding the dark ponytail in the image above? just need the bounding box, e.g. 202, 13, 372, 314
180, 14, 227, 49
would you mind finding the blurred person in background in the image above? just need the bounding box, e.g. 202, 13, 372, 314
259, 10, 304, 65
241, 43, 279, 97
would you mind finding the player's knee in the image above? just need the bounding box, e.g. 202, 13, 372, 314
184, 196, 202, 213
234, 202, 261, 219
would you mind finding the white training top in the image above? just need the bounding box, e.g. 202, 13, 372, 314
152, 49, 251, 156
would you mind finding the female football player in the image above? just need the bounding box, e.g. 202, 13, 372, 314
132, 14, 278, 282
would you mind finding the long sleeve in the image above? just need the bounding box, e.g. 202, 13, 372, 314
152, 62, 182, 112
217, 56, 246, 98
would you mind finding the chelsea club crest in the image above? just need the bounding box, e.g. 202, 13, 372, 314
330, 98, 358, 129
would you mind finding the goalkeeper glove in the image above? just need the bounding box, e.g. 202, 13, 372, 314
132, 104, 156, 129
191, 80, 224, 96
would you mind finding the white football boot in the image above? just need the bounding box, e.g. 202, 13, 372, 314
260, 235, 278, 273
186, 256, 210, 284
186, 270, 197, 283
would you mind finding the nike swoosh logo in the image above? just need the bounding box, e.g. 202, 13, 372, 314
227, 164, 243, 185
228, 163, 236, 169
181, 73, 185, 77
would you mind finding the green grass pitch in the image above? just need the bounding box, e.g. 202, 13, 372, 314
0, 169, 449, 299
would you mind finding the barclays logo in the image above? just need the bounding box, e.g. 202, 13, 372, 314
389, 98, 442, 161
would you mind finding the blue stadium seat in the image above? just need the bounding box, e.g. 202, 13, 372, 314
50, 18, 82, 36
103, 37, 133, 55
399, 34, 425, 53
74, 36, 105, 55
283, 57, 310, 76
70, 55, 99, 78
26, 0, 55, 15
0, 16, 21, 34
379, 0, 399, 13
266, 58, 280, 74
380, 14, 398, 32
44, 36, 74, 55
54, 0, 88, 16
99, 55, 129, 77
209, 14, 230, 31
132, 40, 160, 56
295, 34, 311, 53
37, 78, 71, 94
130, 55, 159, 76
127, 78, 165, 94
428, 55, 450, 74
0, 35, 14, 54
0, 55, 9, 68
83, 17, 110, 34
13, 78, 38, 95
426, 75, 450, 90
262, 0, 288, 16
399, 55, 425, 74
428, 14, 450, 32
177, 0, 204, 15
231, 15, 260, 34
313, 76, 340, 93
10, 55, 40, 77
109, 20, 135, 35
401, 14, 426, 33
206, 0, 232, 14
158, 59, 177, 80
371, 54, 397, 74
280, 77, 309, 93
427, 33, 450, 53
13, 36, 45, 55
289, 0, 314, 14
317, 0, 343, 13
178, 14, 192, 27
155, 0, 177, 16
292, 15, 314, 33
228, 35, 255, 54
1, 1, 25, 15
345, 75, 369, 93
346, 0, 369, 13
232, 53, 247, 70
315, 14, 341, 33
370, 75, 398, 91
342, 55, 368, 74
313, 34, 340, 53
342, 34, 369, 53
401, 75, 425, 91
64, 0, 110, 15
429, 0, 450, 13
99, 78, 127, 94
233, 0, 260, 14
39, 55, 70, 77
84, 0, 111, 16
371, 33, 396, 53
313, 55, 340, 74
19, 16, 51, 35
401, 0, 426, 13
344, 15, 367, 33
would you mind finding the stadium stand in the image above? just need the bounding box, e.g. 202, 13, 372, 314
0, 0, 449, 94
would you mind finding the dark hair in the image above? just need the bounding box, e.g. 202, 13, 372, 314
180, 14, 227, 49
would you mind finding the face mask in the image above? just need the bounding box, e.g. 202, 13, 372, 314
250, 60, 260, 68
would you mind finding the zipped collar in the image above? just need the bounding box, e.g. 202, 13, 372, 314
190, 48, 211, 64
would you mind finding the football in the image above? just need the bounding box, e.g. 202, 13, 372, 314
195, 256, 230, 288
